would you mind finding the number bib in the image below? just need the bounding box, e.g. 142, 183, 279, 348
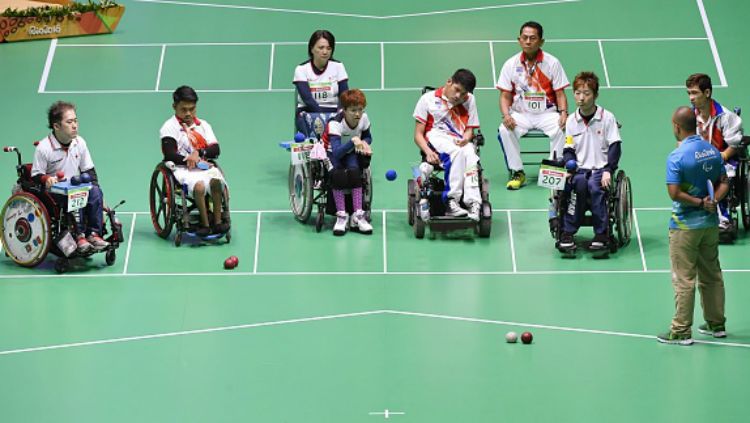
537, 164, 567, 190
523, 91, 546, 113
51, 182, 92, 212
309, 81, 335, 107
290, 142, 314, 165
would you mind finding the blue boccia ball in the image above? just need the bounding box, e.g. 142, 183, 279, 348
385, 169, 397, 181
565, 160, 578, 171
70, 175, 82, 186
79, 172, 92, 183
294, 132, 306, 143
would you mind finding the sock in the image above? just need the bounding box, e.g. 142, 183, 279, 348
333, 189, 346, 212
352, 187, 363, 211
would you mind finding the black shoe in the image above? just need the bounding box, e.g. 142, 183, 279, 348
590, 233, 608, 250
213, 222, 230, 234
559, 232, 575, 249
195, 226, 211, 237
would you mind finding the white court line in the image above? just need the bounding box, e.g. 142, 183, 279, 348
597, 40, 611, 88
488, 41, 497, 86
632, 210, 648, 272
155, 44, 166, 92
122, 214, 137, 275
253, 211, 262, 274
696, 0, 727, 86
267, 43, 275, 91
0, 310, 387, 356
133, 0, 579, 19
386, 310, 750, 348
382, 211, 388, 273
4, 308, 745, 357
40, 85, 705, 95
506, 211, 517, 273
5, 268, 750, 280
57, 37, 711, 48
38, 38, 57, 93
380, 42, 385, 90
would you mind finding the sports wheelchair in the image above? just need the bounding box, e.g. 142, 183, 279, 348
149, 161, 231, 247
407, 134, 492, 239
547, 161, 632, 258
406, 87, 491, 239
717, 108, 750, 243
1, 145, 124, 273
286, 112, 373, 232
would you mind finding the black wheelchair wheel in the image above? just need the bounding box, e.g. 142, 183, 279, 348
413, 217, 425, 239
288, 162, 313, 223
149, 164, 175, 239
478, 201, 492, 238
315, 210, 325, 233
407, 179, 417, 226
739, 159, 750, 231
615, 171, 633, 247
55, 257, 69, 274
105, 249, 116, 266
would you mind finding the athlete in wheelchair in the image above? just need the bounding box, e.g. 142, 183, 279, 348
1, 102, 123, 273
549, 72, 632, 257
288, 90, 374, 234
407, 69, 492, 239
149, 86, 231, 247
685, 73, 746, 242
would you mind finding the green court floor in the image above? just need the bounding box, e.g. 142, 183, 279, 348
1, 0, 749, 422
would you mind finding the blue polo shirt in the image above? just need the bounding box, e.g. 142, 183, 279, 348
666, 134, 725, 229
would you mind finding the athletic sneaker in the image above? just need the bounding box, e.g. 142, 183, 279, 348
590, 233, 608, 249
467, 202, 481, 222
656, 331, 693, 345
351, 210, 373, 234
445, 199, 468, 217
559, 232, 575, 249
87, 233, 110, 250
698, 322, 727, 338
506, 170, 526, 190
76, 235, 92, 253
333, 211, 348, 236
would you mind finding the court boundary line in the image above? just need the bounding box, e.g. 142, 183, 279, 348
132, 0, 580, 20
2, 308, 746, 357
382, 211, 388, 273
42, 37, 726, 94
632, 209, 648, 271
37, 38, 57, 94
506, 210, 518, 273
696, 0, 727, 86
122, 213, 137, 275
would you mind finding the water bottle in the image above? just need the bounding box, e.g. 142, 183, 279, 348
419, 198, 430, 221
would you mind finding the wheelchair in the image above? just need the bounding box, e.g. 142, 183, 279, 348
287, 111, 373, 232
1, 145, 124, 273
720, 134, 750, 242
548, 163, 632, 258
149, 161, 231, 247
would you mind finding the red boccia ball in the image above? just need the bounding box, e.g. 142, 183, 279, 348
224, 257, 236, 270
521, 331, 533, 344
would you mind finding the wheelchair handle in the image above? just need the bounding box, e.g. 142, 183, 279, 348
3, 146, 22, 166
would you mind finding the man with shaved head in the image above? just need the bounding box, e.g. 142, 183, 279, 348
658, 106, 729, 345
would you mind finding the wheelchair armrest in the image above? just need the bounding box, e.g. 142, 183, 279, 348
474, 130, 485, 147
740, 135, 750, 148
421, 86, 436, 95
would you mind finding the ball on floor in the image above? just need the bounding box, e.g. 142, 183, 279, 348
385, 169, 397, 181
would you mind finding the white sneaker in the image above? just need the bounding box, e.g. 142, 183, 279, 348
351, 210, 373, 234
445, 199, 468, 217
467, 202, 481, 222
333, 211, 348, 236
